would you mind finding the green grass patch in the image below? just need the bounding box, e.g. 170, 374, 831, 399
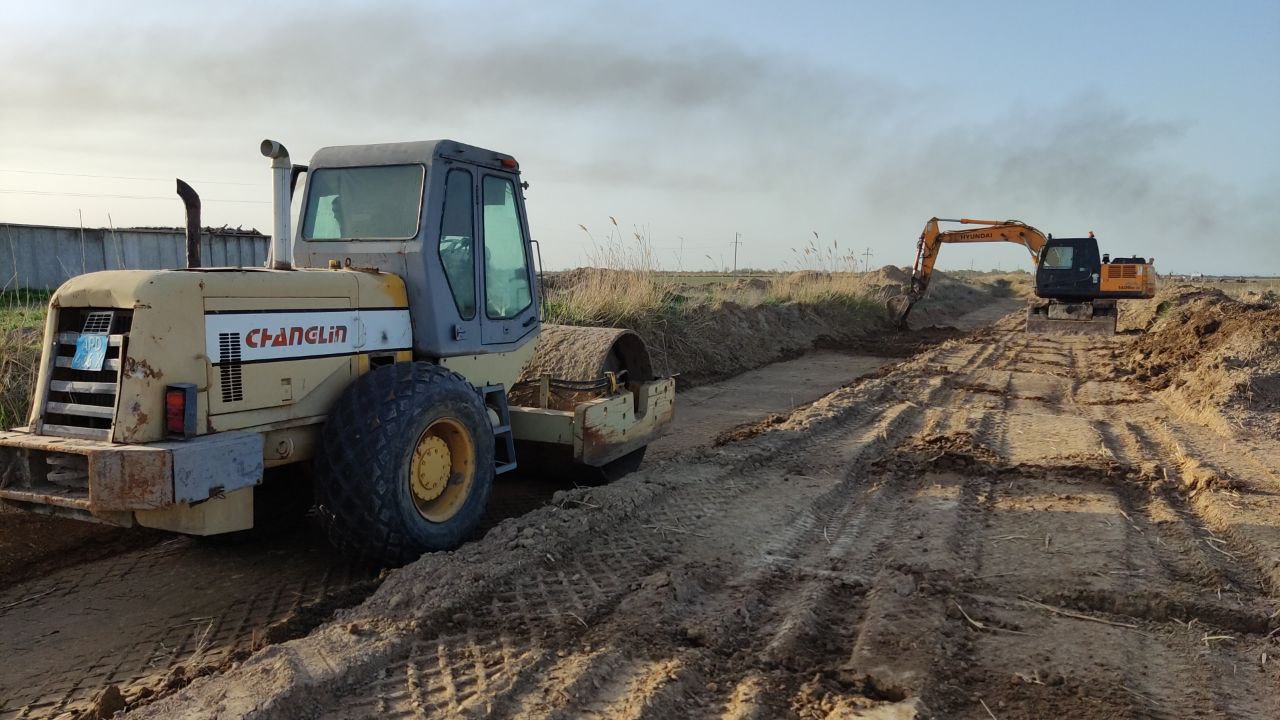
0, 290, 46, 429
0, 290, 49, 333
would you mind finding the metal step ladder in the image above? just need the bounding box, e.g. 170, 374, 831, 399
481, 385, 518, 475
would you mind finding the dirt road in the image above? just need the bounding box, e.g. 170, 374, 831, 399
128, 310, 1280, 719
1, 349, 929, 719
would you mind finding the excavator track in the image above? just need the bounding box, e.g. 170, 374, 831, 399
1025, 301, 1117, 335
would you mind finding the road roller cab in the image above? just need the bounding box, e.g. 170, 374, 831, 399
0, 139, 676, 564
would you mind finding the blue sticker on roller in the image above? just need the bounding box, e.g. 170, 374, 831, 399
71, 334, 108, 371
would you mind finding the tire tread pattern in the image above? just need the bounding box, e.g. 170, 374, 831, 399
314, 362, 494, 565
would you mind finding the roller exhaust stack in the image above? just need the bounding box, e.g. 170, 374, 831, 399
175, 178, 201, 268
261, 139, 294, 270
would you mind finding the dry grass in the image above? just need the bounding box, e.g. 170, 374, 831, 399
1, 291, 47, 429
766, 235, 888, 313
546, 223, 888, 326
542, 222, 899, 378
786, 232, 865, 273
543, 269, 673, 328
546, 219, 677, 328
765, 271, 883, 312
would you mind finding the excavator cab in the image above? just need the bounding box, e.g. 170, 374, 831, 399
1034, 236, 1102, 301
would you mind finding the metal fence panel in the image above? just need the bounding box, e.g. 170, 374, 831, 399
1, 223, 270, 291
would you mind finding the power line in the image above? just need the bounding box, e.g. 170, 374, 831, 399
0, 168, 264, 187
0, 189, 269, 204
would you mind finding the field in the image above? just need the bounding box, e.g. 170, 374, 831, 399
0, 290, 46, 430
1, 275, 1278, 720
1171, 277, 1280, 302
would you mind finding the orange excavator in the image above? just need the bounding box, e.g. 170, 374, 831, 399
901, 218, 1156, 334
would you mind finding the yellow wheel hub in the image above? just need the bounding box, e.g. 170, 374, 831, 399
411, 435, 452, 502
408, 418, 476, 522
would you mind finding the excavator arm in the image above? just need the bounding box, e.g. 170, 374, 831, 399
901, 217, 1049, 321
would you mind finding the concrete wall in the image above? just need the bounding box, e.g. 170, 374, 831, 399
0, 223, 270, 291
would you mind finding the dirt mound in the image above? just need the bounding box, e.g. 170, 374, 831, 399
540, 267, 640, 292
640, 299, 893, 386
871, 264, 911, 285
725, 276, 771, 292
901, 270, 1002, 328
784, 270, 828, 284
1122, 285, 1280, 433
538, 266, 1007, 387
1118, 284, 1226, 332
857, 268, 909, 306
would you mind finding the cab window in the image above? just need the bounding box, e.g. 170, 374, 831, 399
481, 176, 532, 319
438, 169, 476, 319
301, 164, 424, 240
1042, 245, 1074, 270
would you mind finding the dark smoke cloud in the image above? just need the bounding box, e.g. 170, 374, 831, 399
864, 98, 1275, 272
0, 4, 1273, 273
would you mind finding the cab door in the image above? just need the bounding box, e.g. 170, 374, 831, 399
478, 173, 539, 346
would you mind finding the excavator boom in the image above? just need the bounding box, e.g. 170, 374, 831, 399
903, 217, 1048, 319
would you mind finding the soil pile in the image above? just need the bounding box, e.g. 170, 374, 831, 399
902, 271, 999, 327
1121, 285, 1280, 433
539, 267, 640, 292
541, 269, 1005, 387
857, 267, 909, 305
872, 264, 911, 284
631, 273, 997, 385
725, 276, 770, 292
638, 299, 891, 386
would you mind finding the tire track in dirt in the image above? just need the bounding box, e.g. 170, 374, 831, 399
318, 399, 929, 718
1, 342, 934, 720
130, 312, 1280, 720
906, 332, 1278, 718
0, 534, 377, 720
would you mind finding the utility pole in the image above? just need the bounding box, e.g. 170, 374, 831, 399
731, 232, 743, 272
862, 247, 873, 273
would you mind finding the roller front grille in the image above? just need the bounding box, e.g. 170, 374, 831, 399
41, 309, 131, 440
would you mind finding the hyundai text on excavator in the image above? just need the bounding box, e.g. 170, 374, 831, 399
902, 217, 1156, 334
0, 139, 676, 565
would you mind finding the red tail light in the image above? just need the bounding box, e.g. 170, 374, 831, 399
165, 383, 197, 438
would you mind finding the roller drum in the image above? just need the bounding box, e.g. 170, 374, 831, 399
510, 324, 654, 410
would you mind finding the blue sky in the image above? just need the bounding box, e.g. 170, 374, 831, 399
1, 0, 1276, 274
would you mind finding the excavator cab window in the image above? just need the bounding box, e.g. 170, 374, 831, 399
1042, 245, 1074, 270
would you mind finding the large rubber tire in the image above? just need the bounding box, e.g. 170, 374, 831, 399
314, 362, 494, 566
